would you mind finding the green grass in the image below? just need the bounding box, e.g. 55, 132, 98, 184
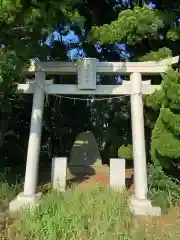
14, 185, 133, 239
11, 184, 180, 240
0, 169, 23, 197
1, 165, 180, 239
0, 169, 22, 239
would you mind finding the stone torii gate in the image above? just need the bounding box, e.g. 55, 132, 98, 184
9, 56, 179, 215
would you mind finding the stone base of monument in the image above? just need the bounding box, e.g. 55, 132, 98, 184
67, 160, 109, 185
67, 165, 96, 177
130, 197, 161, 216
9, 192, 41, 212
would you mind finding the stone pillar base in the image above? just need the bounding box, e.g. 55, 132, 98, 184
130, 197, 161, 216
51, 157, 67, 192
110, 158, 125, 190
9, 192, 42, 212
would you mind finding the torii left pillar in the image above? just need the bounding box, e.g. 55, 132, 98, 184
9, 71, 45, 212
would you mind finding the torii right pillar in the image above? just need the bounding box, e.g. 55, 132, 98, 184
130, 72, 161, 216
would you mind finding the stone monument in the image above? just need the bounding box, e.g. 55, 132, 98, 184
67, 131, 108, 182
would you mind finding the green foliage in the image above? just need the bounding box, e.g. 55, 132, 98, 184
139, 47, 172, 61
148, 164, 180, 213
143, 87, 165, 111
0, 0, 78, 112
0, 49, 26, 111
118, 144, 133, 160
167, 29, 180, 41
89, 6, 163, 45
0, 0, 21, 23
151, 70, 180, 168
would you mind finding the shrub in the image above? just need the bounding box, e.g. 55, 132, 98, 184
148, 164, 180, 213
151, 70, 180, 169
118, 144, 133, 160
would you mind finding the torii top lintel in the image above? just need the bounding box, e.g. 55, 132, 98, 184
25, 56, 179, 76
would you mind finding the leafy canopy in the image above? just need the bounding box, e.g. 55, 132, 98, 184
0, 0, 79, 111
89, 6, 164, 45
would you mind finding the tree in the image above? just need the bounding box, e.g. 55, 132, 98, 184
1, 0, 180, 168
86, 3, 180, 163
151, 70, 180, 169
0, 0, 81, 164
